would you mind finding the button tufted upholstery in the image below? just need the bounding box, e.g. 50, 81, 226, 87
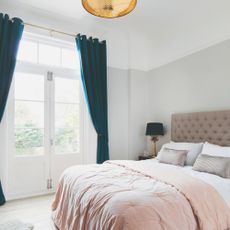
171, 110, 230, 146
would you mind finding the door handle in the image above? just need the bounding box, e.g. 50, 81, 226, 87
50, 139, 54, 146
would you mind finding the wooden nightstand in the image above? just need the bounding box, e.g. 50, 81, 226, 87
138, 155, 155, 160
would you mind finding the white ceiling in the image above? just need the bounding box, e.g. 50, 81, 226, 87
5, 0, 229, 34
1, 0, 230, 70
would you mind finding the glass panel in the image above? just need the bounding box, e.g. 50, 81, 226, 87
17, 40, 38, 63
15, 101, 44, 155
55, 128, 79, 154
61, 48, 79, 69
15, 73, 44, 101
55, 77, 79, 103
15, 101, 44, 128
55, 103, 80, 154
39, 43, 61, 66
15, 128, 44, 155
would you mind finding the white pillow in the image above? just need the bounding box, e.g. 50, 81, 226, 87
157, 141, 203, 166
201, 142, 230, 158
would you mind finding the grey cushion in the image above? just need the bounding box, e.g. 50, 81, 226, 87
158, 148, 188, 166
193, 154, 230, 178
158, 142, 203, 166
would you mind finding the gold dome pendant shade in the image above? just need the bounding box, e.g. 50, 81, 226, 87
82, 0, 137, 18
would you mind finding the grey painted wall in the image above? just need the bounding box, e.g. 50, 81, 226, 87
148, 39, 230, 150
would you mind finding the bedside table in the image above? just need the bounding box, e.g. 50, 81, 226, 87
138, 155, 155, 160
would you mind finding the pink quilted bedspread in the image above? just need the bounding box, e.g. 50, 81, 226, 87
52, 160, 230, 230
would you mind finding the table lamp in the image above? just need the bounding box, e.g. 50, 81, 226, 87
145, 122, 164, 157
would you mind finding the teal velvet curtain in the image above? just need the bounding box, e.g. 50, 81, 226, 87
76, 34, 109, 164
0, 13, 24, 205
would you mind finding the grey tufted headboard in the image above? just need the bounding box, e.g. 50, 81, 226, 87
171, 110, 230, 146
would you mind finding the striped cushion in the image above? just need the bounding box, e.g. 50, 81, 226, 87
158, 148, 188, 166
193, 154, 230, 178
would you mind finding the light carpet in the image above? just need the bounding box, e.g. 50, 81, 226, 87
0, 219, 34, 230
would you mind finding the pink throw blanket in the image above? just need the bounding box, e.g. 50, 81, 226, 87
52, 160, 230, 230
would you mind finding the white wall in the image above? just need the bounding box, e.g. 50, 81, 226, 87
108, 68, 149, 160
107, 68, 129, 160
148, 39, 230, 151
128, 69, 150, 159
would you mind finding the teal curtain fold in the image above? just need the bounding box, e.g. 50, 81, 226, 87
0, 13, 24, 205
76, 34, 109, 164
0, 181, 5, 205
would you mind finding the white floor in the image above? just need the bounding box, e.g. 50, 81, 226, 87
0, 194, 56, 230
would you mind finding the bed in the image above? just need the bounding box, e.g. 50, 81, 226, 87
52, 110, 230, 230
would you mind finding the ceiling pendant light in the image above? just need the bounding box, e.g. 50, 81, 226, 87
82, 0, 137, 19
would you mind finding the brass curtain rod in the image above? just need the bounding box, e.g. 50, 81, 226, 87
9, 19, 105, 43
23, 22, 106, 43
23, 22, 76, 38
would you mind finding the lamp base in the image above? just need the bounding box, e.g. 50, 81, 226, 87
151, 136, 159, 157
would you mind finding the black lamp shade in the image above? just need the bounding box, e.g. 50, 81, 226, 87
145, 122, 164, 136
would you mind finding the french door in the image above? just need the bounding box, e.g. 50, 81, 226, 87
7, 65, 84, 199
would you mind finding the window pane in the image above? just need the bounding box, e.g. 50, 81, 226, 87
15, 101, 44, 128
55, 103, 80, 154
15, 128, 44, 155
15, 73, 44, 101
15, 101, 44, 155
39, 44, 61, 66
62, 48, 79, 69
17, 40, 38, 63
55, 77, 79, 103
55, 128, 79, 154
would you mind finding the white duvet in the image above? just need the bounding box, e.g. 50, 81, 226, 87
144, 159, 230, 207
